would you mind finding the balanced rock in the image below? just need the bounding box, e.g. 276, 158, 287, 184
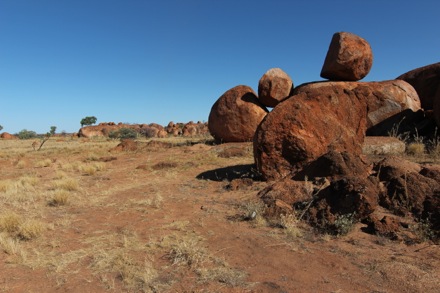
294, 80, 420, 132
254, 82, 368, 181
258, 68, 294, 107
396, 62, 440, 110
321, 32, 373, 81
208, 85, 268, 143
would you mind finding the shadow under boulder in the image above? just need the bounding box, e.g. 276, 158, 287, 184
196, 164, 261, 182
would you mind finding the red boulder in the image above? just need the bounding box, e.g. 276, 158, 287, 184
258, 68, 294, 108
321, 32, 373, 81
208, 85, 268, 143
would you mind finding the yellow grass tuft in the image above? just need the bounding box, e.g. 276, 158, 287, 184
48, 190, 69, 206
35, 158, 53, 168
79, 162, 106, 176
0, 212, 22, 234
407, 142, 425, 156
52, 178, 79, 191
17, 219, 45, 240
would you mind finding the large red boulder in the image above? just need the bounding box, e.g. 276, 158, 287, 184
254, 82, 368, 181
258, 68, 294, 108
294, 80, 420, 132
320, 32, 373, 81
208, 85, 268, 143
396, 62, 440, 110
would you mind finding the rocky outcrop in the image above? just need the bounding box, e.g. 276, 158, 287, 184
0, 132, 17, 140
258, 68, 294, 108
208, 85, 268, 143
78, 123, 141, 138
254, 82, 368, 181
321, 32, 373, 81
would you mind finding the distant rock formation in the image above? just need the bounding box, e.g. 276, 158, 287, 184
0, 132, 17, 140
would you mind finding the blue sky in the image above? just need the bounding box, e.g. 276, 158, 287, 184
1, 0, 439, 134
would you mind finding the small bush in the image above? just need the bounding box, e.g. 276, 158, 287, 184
332, 213, 356, 236
109, 128, 138, 140
17, 129, 37, 140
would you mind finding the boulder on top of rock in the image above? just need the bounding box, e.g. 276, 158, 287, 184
258, 68, 294, 108
294, 80, 421, 132
254, 82, 368, 181
321, 32, 373, 81
208, 85, 268, 143
396, 62, 440, 110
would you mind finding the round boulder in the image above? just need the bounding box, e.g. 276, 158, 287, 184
208, 85, 268, 143
258, 68, 294, 107
321, 32, 373, 81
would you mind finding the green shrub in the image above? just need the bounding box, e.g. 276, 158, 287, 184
108, 128, 138, 140
17, 129, 37, 140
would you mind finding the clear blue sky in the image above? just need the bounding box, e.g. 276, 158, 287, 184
1, 0, 439, 134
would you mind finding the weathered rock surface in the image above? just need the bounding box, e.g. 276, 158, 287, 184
362, 137, 406, 155
374, 157, 440, 217
308, 176, 380, 232
293, 80, 421, 130
293, 151, 372, 181
396, 62, 440, 111
254, 83, 368, 181
208, 85, 268, 143
258, 68, 294, 107
320, 32, 373, 81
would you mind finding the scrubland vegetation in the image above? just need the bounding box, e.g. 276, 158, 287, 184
0, 135, 438, 292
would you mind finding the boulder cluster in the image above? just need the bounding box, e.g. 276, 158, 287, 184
78, 121, 209, 138
208, 31, 440, 239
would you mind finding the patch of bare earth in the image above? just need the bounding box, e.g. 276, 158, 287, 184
0, 138, 438, 292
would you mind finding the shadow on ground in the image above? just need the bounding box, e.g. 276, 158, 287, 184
196, 164, 261, 181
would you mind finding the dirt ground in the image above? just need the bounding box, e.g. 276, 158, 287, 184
0, 137, 439, 293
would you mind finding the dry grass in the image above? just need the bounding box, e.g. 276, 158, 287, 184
278, 213, 303, 239
165, 234, 207, 267
91, 250, 159, 292
0, 212, 22, 234
242, 201, 267, 227
0, 212, 45, 240
52, 178, 79, 191
196, 265, 248, 287
48, 190, 69, 206
35, 158, 53, 168
406, 142, 425, 156
17, 219, 45, 240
